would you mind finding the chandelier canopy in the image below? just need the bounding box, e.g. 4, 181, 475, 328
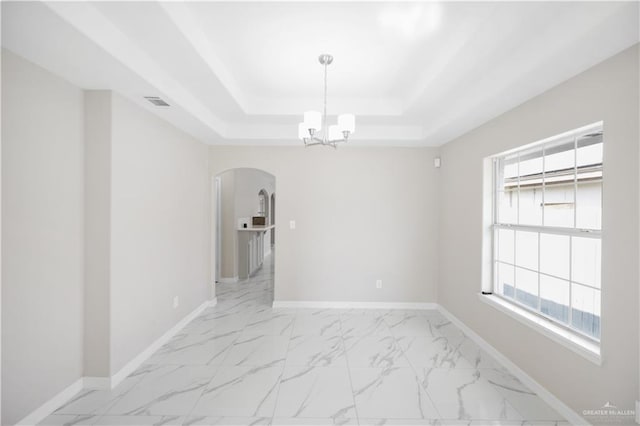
298, 54, 355, 148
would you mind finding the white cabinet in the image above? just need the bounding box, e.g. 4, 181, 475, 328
238, 225, 274, 279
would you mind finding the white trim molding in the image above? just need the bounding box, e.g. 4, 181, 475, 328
82, 376, 111, 390
15, 379, 84, 426
218, 277, 239, 284
438, 304, 588, 426
272, 300, 438, 310
15, 298, 217, 423
479, 293, 601, 365
110, 298, 216, 388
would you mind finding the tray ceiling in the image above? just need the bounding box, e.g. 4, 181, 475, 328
2, 1, 638, 146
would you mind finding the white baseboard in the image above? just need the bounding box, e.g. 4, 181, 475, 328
218, 277, 239, 284
83, 376, 111, 390
437, 304, 587, 426
272, 300, 437, 310
15, 298, 217, 424
110, 298, 216, 388
15, 378, 84, 426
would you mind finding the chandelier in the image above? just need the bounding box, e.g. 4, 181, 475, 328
298, 54, 356, 148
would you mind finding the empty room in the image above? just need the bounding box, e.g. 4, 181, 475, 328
1, 1, 639, 425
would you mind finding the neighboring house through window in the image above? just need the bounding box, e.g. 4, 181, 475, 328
491, 122, 603, 342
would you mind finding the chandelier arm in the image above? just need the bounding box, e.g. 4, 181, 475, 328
303, 135, 327, 146
304, 136, 348, 147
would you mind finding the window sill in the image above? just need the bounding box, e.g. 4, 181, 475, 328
478, 293, 601, 365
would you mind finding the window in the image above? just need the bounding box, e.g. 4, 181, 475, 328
492, 122, 603, 341
258, 189, 269, 223
258, 193, 266, 215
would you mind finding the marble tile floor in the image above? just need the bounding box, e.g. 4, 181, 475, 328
41, 255, 569, 426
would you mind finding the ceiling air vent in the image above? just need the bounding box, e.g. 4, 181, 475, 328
144, 96, 170, 107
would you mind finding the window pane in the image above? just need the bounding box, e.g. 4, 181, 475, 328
543, 183, 575, 227
498, 190, 517, 224
497, 229, 514, 264
572, 237, 601, 288
576, 164, 601, 182
497, 262, 515, 298
519, 148, 543, 177
518, 186, 542, 226
576, 182, 602, 230
540, 275, 570, 323
503, 154, 519, 179
540, 233, 570, 279
515, 230, 538, 270
576, 133, 603, 168
571, 284, 601, 339
515, 267, 538, 309
544, 140, 575, 173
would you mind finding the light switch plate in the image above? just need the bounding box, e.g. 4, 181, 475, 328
290, 220, 296, 230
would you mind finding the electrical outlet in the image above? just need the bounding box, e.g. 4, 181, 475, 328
376, 279, 383, 289
289, 220, 296, 230
173, 296, 179, 309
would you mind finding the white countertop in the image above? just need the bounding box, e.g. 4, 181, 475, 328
238, 224, 276, 232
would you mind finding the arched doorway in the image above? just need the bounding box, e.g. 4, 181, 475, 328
214, 168, 276, 302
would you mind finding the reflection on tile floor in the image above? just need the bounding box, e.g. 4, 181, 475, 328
41, 254, 569, 426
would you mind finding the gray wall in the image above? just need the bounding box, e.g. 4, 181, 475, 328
84, 91, 112, 378
109, 93, 211, 373
1, 51, 212, 423
437, 44, 639, 414
1, 49, 84, 425
209, 146, 440, 304
84, 91, 213, 377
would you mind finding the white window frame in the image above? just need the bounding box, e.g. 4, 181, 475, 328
486, 122, 603, 360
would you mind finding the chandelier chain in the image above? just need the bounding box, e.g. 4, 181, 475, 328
323, 59, 328, 140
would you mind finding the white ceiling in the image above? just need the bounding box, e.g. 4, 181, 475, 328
2, 1, 638, 147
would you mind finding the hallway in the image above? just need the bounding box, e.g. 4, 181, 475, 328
42, 254, 567, 425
